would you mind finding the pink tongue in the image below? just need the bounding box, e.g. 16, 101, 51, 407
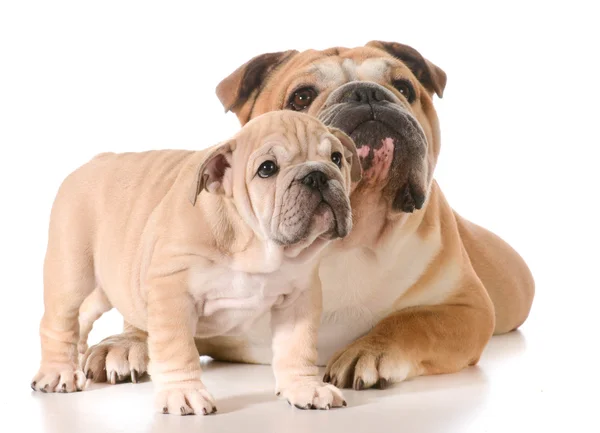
356, 138, 394, 185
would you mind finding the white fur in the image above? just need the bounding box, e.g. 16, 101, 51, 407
188, 262, 309, 338
234, 225, 462, 366
317, 137, 332, 156
315, 58, 389, 88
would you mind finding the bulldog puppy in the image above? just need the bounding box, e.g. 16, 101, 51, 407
31, 110, 360, 414
79, 41, 534, 392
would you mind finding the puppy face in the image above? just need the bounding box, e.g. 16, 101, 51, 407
190, 111, 361, 248
216, 42, 446, 214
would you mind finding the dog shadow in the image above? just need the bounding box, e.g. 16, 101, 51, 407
31, 331, 527, 433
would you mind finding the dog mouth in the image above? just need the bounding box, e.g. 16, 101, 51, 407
274, 176, 352, 249
281, 194, 344, 244
281, 199, 344, 262
320, 102, 405, 139
319, 103, 412, 179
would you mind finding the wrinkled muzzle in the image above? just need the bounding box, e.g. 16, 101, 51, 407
272, 163, 352, 245
318, 81, 429, 213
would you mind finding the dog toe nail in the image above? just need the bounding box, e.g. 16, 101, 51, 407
131, 369, 138, 383
354, 378, 364, 390
162, 406, 168, 414
342, 400, 347, 407
31, 381, 36, 391
377, 378, 388, 389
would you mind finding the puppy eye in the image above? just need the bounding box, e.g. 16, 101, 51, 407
331, 152, 343, 168
257, 160, 279, 178
287, 87, 318, 111
392, 79, 416, 103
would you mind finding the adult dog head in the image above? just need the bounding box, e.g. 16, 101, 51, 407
190, 111, 360, 256
216, 41, 446, 220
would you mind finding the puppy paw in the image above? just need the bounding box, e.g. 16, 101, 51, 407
155, 383, 217, 416
31, 367, 86, 393
81, 332, 148, 384
278, 381, 346, 410
323, 335, 411, 390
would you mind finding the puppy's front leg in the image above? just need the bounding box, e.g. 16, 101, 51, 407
147, 272, 216, 416
271, 276, 346, 410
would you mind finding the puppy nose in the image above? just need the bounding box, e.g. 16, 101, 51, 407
340, 82, 395, 104
302, 171, 328, 190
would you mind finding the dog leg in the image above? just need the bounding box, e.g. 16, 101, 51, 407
323, 275, 495, 389
31, 230, 94, 393
77, 287, 112, 355
81, 321, 148, 384
147, 272, 216, 416
272, 279, 346, 410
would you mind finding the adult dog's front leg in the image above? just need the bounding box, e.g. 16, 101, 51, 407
271, 280, 346, 410
324, 277, 495, 390
147, 272, 216, 416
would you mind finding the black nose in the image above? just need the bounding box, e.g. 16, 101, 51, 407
302, 171, 328, 190
337, 82, 398, 105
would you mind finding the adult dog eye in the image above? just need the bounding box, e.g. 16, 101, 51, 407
331, 152, 343, 168
257, 160, 279, 178
288, 87, 318, 111
392, 80, 416, 103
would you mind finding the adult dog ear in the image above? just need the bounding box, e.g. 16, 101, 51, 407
216, 50, 298, 115
366, 41, 447, 98
328, 127, 362, 183
189, 140, 235, 205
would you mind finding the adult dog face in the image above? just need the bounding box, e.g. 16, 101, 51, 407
216, 41, 446, 217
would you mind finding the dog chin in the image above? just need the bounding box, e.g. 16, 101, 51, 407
280, 204, 338, 261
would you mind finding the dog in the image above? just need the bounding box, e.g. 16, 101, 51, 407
78, 41, 535, 392
31, 111, 361, 414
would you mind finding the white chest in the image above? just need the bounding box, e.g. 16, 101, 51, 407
315, 232, 445, 362
187, 265, 302, 338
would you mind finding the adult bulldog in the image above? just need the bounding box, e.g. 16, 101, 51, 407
81, 41, 534, 391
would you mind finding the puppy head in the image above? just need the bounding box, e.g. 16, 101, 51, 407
216, 41, 446, 214
190, 111, 360, 249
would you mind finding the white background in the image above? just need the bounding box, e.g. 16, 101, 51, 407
0, 1, 599, 432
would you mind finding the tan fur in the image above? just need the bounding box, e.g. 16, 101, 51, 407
79, 42, 534, 391
212, 42, 533, 388
31, 111, 356, 413
77, 287, 111, 354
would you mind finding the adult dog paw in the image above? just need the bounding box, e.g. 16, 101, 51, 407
323, 335, 411, 390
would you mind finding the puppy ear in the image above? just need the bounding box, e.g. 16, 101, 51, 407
216, 50, 298, 115
366, 41, 447, 98
189, 140, 235, 205
328, 127, 362, 183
